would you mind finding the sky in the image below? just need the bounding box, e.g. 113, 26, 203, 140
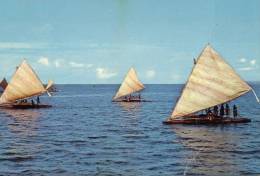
0, 0, 259, 84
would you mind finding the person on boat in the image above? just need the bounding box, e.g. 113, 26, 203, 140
206, 108, 212, 115
225, 104, 230, 116
220, 104, 225, 117
205, 108, 211, 115
213, 105, 218, 116
31, 99, 35, 106
37, 96, 40, 104
233, 105, 238, 118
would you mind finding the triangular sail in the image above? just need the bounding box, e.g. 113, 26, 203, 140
0, 78, 8, 90
0, 60, 47, 104
113, 67, 145, 100
46, 80, 54, 90
170, 45, 252, 119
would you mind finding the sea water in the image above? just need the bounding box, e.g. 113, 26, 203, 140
0, 84, 259, 175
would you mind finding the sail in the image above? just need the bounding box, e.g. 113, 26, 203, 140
0, 78, 8, 90
170, 45, 252, 119
46, 80, 54, 90
113, 67, 145, 100
0, 60, 47, 104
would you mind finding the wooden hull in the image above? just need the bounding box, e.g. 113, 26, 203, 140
2, 103, 52, 109
113, 99, 151, 102
163, 115, 251, 125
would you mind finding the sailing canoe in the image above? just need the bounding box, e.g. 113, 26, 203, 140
0, 60, 52, 108
113, 67, 145, 102
164, 44, 256, 125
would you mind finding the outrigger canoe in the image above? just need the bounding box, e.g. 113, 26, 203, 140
164, 44, 259, 125
163, 115, 251, 125
112, 67, 145, 102
0, 60, 53, 109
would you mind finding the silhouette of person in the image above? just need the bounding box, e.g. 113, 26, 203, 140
225, 104, 230, 116
31, 99, 35, 106
37, 96, 40, 104
213, 105, 219, 116
220, 104, 225, 117
233, 105, 238, 118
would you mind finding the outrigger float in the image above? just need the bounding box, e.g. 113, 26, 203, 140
112, 67, 146, 102
0, 60, 53, 109
164, 44, 259, 125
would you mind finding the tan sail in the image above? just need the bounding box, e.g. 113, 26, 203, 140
46, 80, 54, 90
0, 60, 47, 104
113, 67, 145, 100
0, 78, 8, 90
170, 44, 252, 119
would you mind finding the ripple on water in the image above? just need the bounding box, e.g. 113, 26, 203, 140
0, 85, 259, 175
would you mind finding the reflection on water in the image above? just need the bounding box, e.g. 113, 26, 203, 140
0, 109, 40, 174
4, 109, 40, 137
172, 126, 244, 176
117, 102, 142, 113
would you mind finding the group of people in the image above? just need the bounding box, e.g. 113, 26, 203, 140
206, 103, 238, 118
123, 94, 141, 102
17, 96, 41, 106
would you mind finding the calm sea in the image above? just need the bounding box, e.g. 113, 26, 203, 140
0, 84, 259, 176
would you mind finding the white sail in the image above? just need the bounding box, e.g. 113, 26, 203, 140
0, 60, 47, 104
170, 45, 252, 119
113, 67, 145, 100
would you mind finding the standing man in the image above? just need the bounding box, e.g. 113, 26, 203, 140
213, 105, 219, 116
220, 104, 225, 117
225, 104, 230, 116
233, 105, 238, 118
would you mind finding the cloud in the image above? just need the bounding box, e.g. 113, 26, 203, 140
238, 67, 255, 71
172, 74, 181, 81
250, 59, 256, 65
69, 62, 93, 69
69, 61, 85, 68
96, 67, 117, 79
239, 58, 247, 63
54, 60, 62, 68
146, 69, 156, 79
238, 58, 257, 71
86, 64, 93, 69
0, 42, 32, 49
38, 57, 49, 66
0, 42, 48, 49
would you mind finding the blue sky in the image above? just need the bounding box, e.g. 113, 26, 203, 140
0, 0, 259, 84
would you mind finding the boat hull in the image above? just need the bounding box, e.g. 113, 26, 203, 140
163, 115, 251, 125
1, 103, 52, 109
12, 104, 52, 109
113, 99, 151, 102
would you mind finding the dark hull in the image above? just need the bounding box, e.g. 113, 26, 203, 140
113, 99, 151, 102
163, 115, 251, 125
2, 103, 52, 109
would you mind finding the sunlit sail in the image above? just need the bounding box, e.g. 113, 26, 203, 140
0, 60, 50, 105
113, 67, 145, 101
164, 44, 258, 124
